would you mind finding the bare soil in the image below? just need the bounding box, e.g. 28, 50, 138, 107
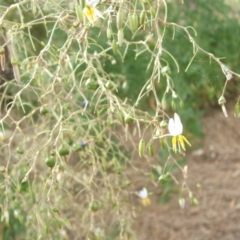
133, 105, 240, 240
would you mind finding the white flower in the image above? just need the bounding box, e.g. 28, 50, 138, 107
95, 227, 101, 234
13, 209, 20, 217
136, 188, 151, 206
168, 113, 191, 153
83, 0, 104, 24
168, 113, 183, 136
137, 187, 148, 198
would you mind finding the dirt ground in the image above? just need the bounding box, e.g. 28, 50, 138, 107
134, 104, 240, 240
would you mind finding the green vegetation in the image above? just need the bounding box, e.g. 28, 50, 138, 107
0, 0, 240, 239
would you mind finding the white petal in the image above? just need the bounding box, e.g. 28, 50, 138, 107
95, 8, 104, 19
173, 113, 183, 135
86, 0, 100, 7
137, 188, 148, 199
168, 118, 176, 136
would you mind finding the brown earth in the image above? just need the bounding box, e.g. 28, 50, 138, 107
133, 104, 240, 240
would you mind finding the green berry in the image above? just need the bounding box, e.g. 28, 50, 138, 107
40, 107, 49, 115
45, 157, 56, 168
58, 147, 70, 156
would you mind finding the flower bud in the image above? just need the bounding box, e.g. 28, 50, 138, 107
161, 98, 167, 110
150, 7, 156, 18
128, 13, 138, 33
11, 57, 18, 65
140, 10, 146, 26
191, 197, 199, 206
148, 143, 154, 156
179, 197, 185, 209
218, 96, 226, 105
139, 139, 145, 158
112, 39, 118, 54
171, 100, 176, 111
180, 100, 184, 109
160, 120, 167, 128
160, 138, 166, 149
117, 29, 124, 46
107, 27, 112, 40
117, 9, 123, 30
234, 102, 240, 118
132, 13, 138, 32
0, 47, 5, 71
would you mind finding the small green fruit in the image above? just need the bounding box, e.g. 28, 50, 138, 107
105, 81, 115, 90
91, 202, 100, 212
73, 144, 83, 152
58, 147, 70, 156
124, 115, 134, 124
52, 207, 59, 213
45, 157, 56, 168
20, 179, 29, 192
40, 107, 49, 115
16, 147, 24, 154
138, 139, 145, 158
85, 78, 99, 90
148, 143, 154, 156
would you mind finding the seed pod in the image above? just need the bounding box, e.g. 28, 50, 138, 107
107, 28, 112, 40
150, 7, 156, 18
140, 10, 146, 26
161, 98, 167, 110
148, 143, 154, 156
139, 139, 145, 158
132, 13, 138, 32
128, 13, 133, 32
234, 102, 240, 118
128, 13, 138, 33
31, 0, 37, 15
75, 4, 83, 23
117, 29, 124, 47
0, 46, 5, 71
117, 9, 123, 30
191, 197, 199, 206
180, 100, 184, 109
112, 39, 118, 54
171, 100, 176, 111
10, 57, 20, 83
160, 138, 166, 149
